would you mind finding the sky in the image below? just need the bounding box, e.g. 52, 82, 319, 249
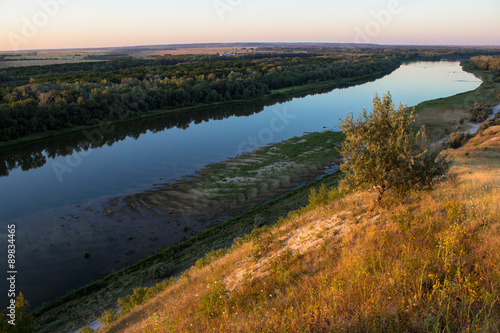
0, 0, 499, 51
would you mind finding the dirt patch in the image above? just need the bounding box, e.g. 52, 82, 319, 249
223, 211, 351, 291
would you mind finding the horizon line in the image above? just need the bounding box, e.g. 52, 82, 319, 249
1, 42, 500, 54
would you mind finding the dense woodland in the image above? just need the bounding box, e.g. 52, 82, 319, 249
0, 47, 500, 143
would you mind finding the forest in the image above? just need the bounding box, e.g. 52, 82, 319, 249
1, 47, 499, 143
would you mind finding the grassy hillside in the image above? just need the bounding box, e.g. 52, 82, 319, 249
86, 126, 500, 332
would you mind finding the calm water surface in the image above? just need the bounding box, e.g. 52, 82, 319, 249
0, 61, 482, 306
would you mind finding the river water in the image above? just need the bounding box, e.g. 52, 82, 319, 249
0, 61, 482, 307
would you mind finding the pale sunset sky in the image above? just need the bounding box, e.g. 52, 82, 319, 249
0, 0, 499, 51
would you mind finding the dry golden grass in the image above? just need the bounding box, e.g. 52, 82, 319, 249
93, 127, 500, 333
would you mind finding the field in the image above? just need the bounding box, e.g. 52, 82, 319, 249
0, 50, 100, 67
0, 44, 286, 68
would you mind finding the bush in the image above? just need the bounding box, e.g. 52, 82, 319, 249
447, 131, 472, 148
98, 309, 119, 328
114, 278, 174, 319
307, 183, 346, 209
0, 293, 34, 333
117, 288, 148, 314
308, 183, 329, 208
470, 102, 492, 122
478, 117, 500, 132
339, 93, 450, 203
148, 262, 172, 279
199, 281, 228, 318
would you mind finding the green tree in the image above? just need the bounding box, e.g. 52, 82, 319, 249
339, 93, 450, 203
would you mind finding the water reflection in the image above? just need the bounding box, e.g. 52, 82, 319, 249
0, 95, 312, 177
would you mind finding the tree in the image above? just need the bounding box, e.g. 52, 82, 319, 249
339, 93, 450, 203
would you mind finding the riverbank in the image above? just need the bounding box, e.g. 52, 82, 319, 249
414, 63, 500, 140
115, 131, 343, 223
34, 178, 343, 333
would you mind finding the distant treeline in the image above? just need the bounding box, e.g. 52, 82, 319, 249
255, 46, 500, 62
0, 53, 400, 142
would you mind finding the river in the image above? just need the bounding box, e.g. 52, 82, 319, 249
0, 61, 482, 307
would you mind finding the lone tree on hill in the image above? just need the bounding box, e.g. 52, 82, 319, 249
339, 92, 450, 203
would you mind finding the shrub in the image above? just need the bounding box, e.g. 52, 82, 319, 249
478, 117, 500, 132
447, 131, 472, 148
339, 93, 450, 203
308, 183, 329, 208
0, 293, 34, 333
148, 262, 172, 279
117, 288, 148, 314
307, 183, 346, 209
199, 280, 228, 318
98, 309, 119, 328
470, 102, 492, 122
